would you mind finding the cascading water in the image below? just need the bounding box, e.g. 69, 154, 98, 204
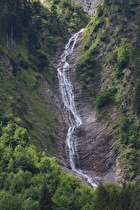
57, 29, 97, 188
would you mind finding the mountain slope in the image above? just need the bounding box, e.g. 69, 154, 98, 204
0, 0, 88, 156
75, 0, 140, 182
0, 0, 140, 209
1, 0, 140, 184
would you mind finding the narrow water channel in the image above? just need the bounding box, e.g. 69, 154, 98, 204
57, 30, 97, 188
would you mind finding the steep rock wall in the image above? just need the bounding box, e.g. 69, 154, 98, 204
78, 0, 103, 15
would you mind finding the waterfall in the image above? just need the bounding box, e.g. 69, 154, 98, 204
57, 29, 97, 188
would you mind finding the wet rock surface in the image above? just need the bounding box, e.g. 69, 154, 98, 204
53, 33, 120, 184
73, 37, 121, 183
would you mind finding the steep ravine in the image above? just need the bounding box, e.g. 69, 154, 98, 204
53, 29, 120, 185
47, 0, 139, 185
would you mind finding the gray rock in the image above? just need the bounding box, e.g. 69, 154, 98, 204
78, 0, 104, 15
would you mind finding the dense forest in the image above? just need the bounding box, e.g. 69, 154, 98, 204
0, 0, 140, 209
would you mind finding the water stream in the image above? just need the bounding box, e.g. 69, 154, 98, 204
57, 29, 97, 188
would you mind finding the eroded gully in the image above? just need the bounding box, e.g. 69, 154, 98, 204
57, 29, 100, 188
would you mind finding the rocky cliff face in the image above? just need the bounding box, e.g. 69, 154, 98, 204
76, 105, 119, 183
78, 0, 103, 15
67, 40, 119, 183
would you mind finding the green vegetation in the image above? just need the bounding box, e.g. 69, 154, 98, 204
0, 118, 140, 209
0, 0, 140, 208
45, 0, 89, 32
0, 0, 89, 152
133, 80, 140, 115
117, 39, 130, 70
0, 45, 58, 152
76, 40, 100, 99
118, 114, 140, 178
76, 0, 140, 179
95, 90, 112, 109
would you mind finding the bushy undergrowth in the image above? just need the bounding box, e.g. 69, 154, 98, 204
95, 90, 112, 109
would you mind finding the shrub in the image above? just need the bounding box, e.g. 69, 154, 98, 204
95, 90, 112, 109
133, 80, 140, 115
120, 116, 129, 132
97, 5, 104, 17
36, 49, 50, 69
46, 36, 58, 55
0, 45, 5, 55
117, 38, 130, 69
94, 20, 105, 33
109, 52, 117, 65
119, 115, 130, 145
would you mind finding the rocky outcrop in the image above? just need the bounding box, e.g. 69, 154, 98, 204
78, 0, 104, 15
76, 104, 119, 183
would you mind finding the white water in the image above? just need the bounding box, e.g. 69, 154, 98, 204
57, 29, 97, 188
